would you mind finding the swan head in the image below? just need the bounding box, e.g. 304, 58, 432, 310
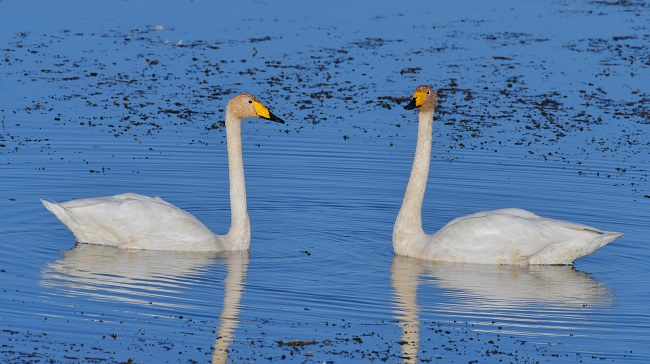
404, 85, 437, 113
228, 93, 285, 123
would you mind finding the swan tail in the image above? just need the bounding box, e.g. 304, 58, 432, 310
529, 230, 622, 265
41, 199, 83, 234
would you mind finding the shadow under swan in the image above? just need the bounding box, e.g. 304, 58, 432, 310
390, 255, 613, 363
40, 244, 249, 363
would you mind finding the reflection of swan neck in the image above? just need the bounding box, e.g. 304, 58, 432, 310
391, 256, 422, 364
213, 252, 248, 364
224, 110, 251, 250
393, 110, 434, 255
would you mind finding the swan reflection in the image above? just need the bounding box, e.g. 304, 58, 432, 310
212, 250, 248, 364
40, 244, 248, 363
390, 255, 613, 363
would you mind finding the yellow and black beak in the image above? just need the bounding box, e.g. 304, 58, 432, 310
404, 98, 418, 110
403, 90, 427, 110
254, 101, 285, 124
265, 111, 285, 124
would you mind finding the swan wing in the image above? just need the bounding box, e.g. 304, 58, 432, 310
42, 194, 224, 251
441, 208, 540, 228
428, 209, 620, 264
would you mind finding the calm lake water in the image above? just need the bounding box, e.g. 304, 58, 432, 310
1, 0, 649, 362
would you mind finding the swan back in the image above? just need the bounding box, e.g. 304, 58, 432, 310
42, 193, 225, 251
428, 209, 621, 265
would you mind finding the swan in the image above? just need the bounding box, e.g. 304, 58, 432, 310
393, 85, 622, 265
42, 93, 284, 251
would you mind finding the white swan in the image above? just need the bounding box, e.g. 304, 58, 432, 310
393, 85, 622, 265
42, 93, 284, 251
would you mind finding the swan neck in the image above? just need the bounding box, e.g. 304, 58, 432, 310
224, 112, 251, 249
393, 110, 434, 253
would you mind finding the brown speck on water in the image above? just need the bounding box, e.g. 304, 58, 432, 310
400, 67, 421, 75
285, 340, 317, 347
249, 35, 271, 43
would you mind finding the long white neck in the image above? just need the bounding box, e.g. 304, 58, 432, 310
393, 110, 434, 256
223, 112, 251, 250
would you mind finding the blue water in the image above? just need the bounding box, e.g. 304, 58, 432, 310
1, 0, 649, 362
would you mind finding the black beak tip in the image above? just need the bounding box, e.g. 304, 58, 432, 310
267, 111, 285, 124
404, 98, 417, 110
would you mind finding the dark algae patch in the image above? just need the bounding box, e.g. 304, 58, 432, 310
2, 7, 647, 196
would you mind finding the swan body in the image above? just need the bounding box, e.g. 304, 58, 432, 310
42, 93, 284, 251
393, 85, 621, 265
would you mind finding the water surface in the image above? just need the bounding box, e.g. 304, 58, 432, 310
1, 0, 649, 362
